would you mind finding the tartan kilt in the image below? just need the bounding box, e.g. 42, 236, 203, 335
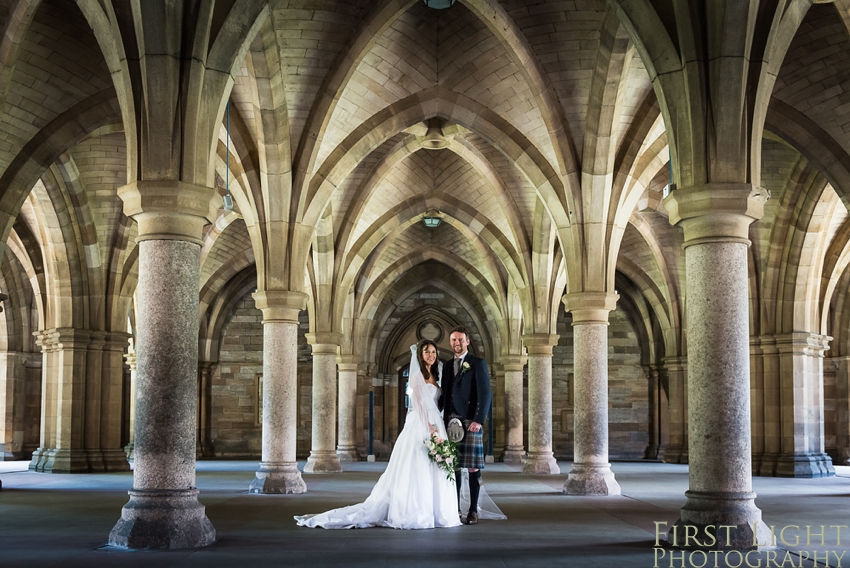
456, 421, 485, 470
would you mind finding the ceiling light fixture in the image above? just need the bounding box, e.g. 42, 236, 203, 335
423, 0, 456, 9
422, 210, 443, 228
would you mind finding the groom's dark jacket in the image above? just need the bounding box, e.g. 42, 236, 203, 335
439, 353, 492, 426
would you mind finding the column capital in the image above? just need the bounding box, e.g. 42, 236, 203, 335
337, 354, 360, 372
500, 354, 527, 372
562, 292, 618, 325
662, 183, 768, 246
118, 181, 219, 244
774, 332, 832, 357
253, 290, 307, 323
522, 333, 559, 356
306, 333, 342, 354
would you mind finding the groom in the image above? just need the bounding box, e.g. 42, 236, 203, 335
440, 326, 492, 525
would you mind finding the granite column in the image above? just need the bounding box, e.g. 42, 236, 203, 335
109, 181, 217, 549
663, 184, 768, 549
249, 291, 308, 493
304, 333, 343, 473
501, 355, 526, 464
563, 293, 620, 496
336, 356, 360, 462
521, 334, 559, 474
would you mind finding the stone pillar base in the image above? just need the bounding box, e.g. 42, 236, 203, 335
668, 491, 769, 550
774, 453, 835, 478
501, 447, 525, 464
565, 463, 620, 495
522, 451, 560, 474
108, 489, 216, 549
304, 451, 342, 473
662, 448, 689, 464
249, 462, 306, 494
336, 446, 361, 462
29, 448, 89, 473
101, 449, 132, 472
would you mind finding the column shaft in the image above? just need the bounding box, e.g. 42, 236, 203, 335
109, 239, 215, 549
522, 335, 559, 474
661, 357, 688, 464
304, 334, 342, 473
123, 352, 137, 465
502, 357, 525, 464
249, 297, 306, 493
675, 240, 765, 549
336, 360, 360, 461
566, 323, 620, 495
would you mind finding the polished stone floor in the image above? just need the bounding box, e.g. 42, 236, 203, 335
1, 460, 848, 567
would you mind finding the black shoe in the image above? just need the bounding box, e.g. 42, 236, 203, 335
464, 511, 479, 525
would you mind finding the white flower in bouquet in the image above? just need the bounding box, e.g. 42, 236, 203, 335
424, 431, 459, 482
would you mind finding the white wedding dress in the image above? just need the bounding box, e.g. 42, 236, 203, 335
294, 347, 461, 529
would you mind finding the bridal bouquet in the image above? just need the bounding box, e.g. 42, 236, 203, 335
425, 431, 459, 482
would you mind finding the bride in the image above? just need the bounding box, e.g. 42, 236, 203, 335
294, 340, 461, 529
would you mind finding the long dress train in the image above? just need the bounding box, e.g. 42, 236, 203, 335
294, 347, 460, 529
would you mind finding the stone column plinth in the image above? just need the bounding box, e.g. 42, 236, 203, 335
109, 181, 217, 549
521, 334, 560, 474
249, 291, 308, 494
304, 333, 343, 473
663, 183, 769, 549
501, 355, 526, 464
336, 357, 361, 462
563, 293, 620, 496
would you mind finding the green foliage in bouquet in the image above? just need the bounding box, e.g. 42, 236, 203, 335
424, 430, 459, 482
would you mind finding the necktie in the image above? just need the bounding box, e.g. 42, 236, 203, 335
454, 357, 461, 376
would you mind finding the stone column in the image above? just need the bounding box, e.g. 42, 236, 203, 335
29, 328, 91, 473
197, 362, 214, 458
123, 351, 137, 465
644, 366, 661, 460
355, 363, 371, 456
751, 335, 779, 475
84, 331, 107, 472
100, 332, 132, 471
109, 181, 217, 549
663, 184, 768, 549
0, 350, 25, 460
521, 334, 560, 474
774, 333, 834, 478
304, 333, 343, 473
661, 356, 688, 464
501, 355, 526, 464
490, 362, 505, 460
832, 356, 850, 466
563, 293, 620, 496
336, 356, 360, 462
249, 291, 308, 493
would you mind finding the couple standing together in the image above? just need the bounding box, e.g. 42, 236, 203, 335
295, 326, 505, 529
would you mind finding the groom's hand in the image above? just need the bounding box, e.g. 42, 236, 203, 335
468, 421, 482, 433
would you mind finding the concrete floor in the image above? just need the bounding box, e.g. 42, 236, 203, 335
1, 460, 848, 568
